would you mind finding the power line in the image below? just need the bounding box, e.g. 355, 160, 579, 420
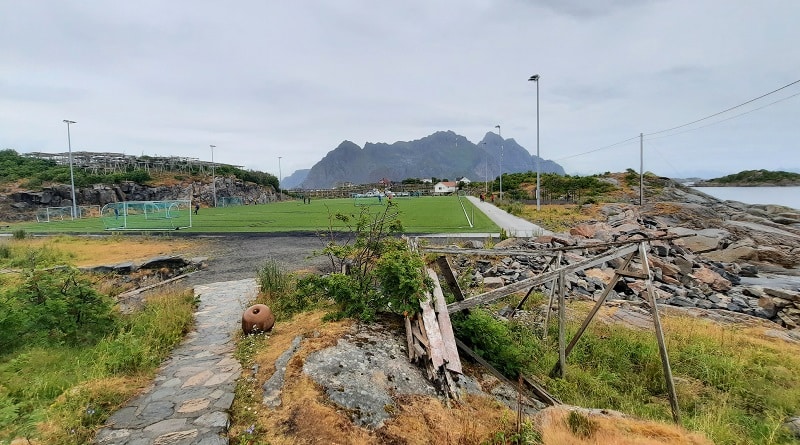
554, 135, 639, 161
549, 78, 800, 166
646, 90, 800, 141
644, 78, 800, 137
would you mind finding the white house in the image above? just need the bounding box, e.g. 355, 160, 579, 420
433, 181, 458, 194
456, 177, 472, 185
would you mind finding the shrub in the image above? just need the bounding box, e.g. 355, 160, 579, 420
314, 203, 430, 321
12, 229, 25, 240
1, 267, 116, 353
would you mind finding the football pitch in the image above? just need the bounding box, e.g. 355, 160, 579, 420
5, 196, 499, 234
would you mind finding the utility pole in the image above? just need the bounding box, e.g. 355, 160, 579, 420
495, 125, 502, 200
210, 145, 217, 207
640, 133, 644, 206
63, 120, 78, 219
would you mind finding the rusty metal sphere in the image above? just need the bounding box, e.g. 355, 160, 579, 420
242, 304, 275, 334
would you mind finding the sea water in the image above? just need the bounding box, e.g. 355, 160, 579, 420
692, 186, 800, 210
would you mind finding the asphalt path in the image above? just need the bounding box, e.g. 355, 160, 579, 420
466, 196, 552, 237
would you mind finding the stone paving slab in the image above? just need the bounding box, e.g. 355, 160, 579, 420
94, 279, 257, 445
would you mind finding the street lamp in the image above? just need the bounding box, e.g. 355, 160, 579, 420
495, 125, 502, 201
62, 120, 78, 219
528, 74, 541, 211
210, 145, 217, 207
278, 156, 282, 190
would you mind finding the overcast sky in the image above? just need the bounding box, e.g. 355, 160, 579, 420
2, 0, 798, 180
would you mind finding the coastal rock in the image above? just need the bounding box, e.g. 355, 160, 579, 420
691, 267, 732, 292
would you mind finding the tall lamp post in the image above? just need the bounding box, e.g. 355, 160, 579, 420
528, 74, 541, 211
278, 156, 282, 190
210, 145, 217, 207
62, 120, 78, 219
495, 125, 502, 200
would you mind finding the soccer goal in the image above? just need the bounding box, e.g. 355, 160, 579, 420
37, 205, 101, 222
101, 200, 192, 230
352, 194, 385, 206
220, 196, 244, 207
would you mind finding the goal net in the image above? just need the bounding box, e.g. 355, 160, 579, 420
101, 200, 192, 230
37, 205, 101, 222
220, 196, 244, 207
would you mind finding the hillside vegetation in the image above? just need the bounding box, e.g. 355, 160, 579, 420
699, 169, 800, 186
0, 149, 279, 190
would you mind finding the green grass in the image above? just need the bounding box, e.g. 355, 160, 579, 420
3, 196, 499, 234
453, 306, 800, 445
0, 289, 196, 444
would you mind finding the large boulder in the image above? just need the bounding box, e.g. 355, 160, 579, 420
691, 266, 732, 292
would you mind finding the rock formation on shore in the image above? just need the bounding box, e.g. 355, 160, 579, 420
458, 183, 800, 329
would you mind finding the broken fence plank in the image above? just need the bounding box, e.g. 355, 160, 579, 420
427, 268, 463, 374
435, 256, 466, 302
405, 316, 415, 360
420, 297, 446, 369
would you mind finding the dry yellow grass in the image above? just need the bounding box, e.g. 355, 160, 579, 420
520, 204, 600, 232
9, 235, 200, 267
232, 310, 524, 445
535, 407, 713, 445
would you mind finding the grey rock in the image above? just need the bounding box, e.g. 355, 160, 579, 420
784, 416, 800, 438
262, 336, 303, 408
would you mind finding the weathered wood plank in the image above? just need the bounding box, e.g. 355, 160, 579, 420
455, 338, 555, 406
447, 244, 639, 313
404, 316, 415, 360
411, 323, 430, 349
435, 256, 466, 302
422, 234, 691, 256
520, 375, 561, 406
420, 294, 446, 369
428, 268, 463, 374
639, 242, 681, 424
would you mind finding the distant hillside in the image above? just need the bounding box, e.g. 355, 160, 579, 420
696, 169, 800, 186
281, 169, 310, 189
298, 131, 565, 189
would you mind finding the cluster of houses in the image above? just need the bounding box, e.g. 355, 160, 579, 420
431, 177, 471, 194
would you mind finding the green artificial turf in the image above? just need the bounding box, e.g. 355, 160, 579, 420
3, 196, 499, 234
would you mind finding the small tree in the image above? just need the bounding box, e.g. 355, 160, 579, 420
316, 203, 430, 321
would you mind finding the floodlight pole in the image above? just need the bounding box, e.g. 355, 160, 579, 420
278, 156, 282, 190
528, 74, 541, 211
495, 125, 502, 200
482, 141, 488, 196
210, 145, 217, 207
63, 120, 78, 219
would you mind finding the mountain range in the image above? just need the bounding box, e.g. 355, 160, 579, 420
283, 131, 565, 189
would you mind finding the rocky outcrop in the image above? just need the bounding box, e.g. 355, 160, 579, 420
455, 188, 800, 330
3, 178, 276, 221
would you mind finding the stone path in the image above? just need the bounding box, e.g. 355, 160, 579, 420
94, 278, 258, 445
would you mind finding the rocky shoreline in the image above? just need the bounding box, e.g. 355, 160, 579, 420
453, 184, 800, 330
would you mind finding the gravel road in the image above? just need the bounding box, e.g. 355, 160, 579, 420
181, 234, 334, 288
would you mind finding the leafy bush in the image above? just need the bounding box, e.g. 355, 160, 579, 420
0, 267, 116, 354
310, 203, 431, 321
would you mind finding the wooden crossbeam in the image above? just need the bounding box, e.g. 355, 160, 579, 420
447, 244, 638, 313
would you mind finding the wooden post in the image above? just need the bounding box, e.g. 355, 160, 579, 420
541, 251, 563, 342
514, 253, 559, 313
639, 242, 681, 424
549, 249, 637, 377
556, 270, 566, 378
435, 256, 466, 302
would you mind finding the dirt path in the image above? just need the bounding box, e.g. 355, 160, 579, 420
181, 234, 334, 287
